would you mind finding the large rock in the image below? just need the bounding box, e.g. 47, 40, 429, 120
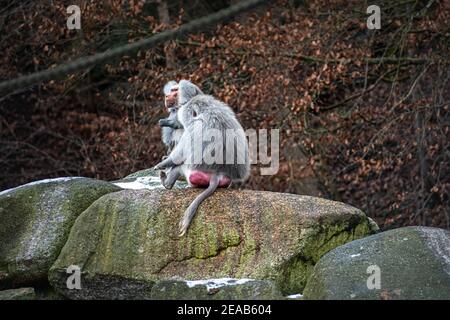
0, 177, 121, 289
49, 189, 377, 299
303, 226, 450, 300
151, 278, 284, 300
0, 287, 35, 300
34, 286, 66, 300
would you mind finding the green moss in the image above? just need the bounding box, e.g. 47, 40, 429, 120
206, 226, 219, 258
0, 287, 35, 300
276, 215, 373, 294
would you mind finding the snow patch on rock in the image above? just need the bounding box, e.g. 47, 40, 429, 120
0, 177, 83, 196
185, 278, 255, 290
286, 293, 303, 299
113, 176, 163, 190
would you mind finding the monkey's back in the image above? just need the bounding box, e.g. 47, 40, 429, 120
181, 95, 250, 182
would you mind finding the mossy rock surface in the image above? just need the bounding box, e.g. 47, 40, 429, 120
49, 189, 376, 299
123, 168, 159, 179
151, 278, 283, 300
0, 287, 35, 300
0, 177, 121, 289
34, 285, 66, 300
303, 226, 450, 300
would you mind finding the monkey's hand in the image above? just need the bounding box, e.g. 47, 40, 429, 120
159, 118, 183, 129
159, 118, 175, 127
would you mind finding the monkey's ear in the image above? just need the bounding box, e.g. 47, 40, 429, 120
191, 105, 200, 118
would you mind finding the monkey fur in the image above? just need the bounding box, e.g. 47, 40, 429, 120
155, 94, 250, 236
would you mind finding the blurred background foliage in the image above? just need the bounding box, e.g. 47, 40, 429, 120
0, 0, 448, 230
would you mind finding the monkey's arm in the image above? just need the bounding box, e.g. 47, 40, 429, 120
159, 118, 183, 129
154, 146, 185, 170
154, 157, 175, 170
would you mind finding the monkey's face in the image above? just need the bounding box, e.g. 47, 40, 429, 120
165, 84, 179, 108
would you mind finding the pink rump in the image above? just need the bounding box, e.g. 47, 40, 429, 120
188, 171, 231, 188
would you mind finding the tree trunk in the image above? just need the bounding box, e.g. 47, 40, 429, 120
155, 0, 176, 68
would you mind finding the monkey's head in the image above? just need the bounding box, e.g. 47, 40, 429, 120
178, 95, 221, 128
178, 80, 203, 106
163, 80, 178, 109
163, 79, 203, 110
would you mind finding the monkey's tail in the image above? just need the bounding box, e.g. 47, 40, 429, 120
179, 173, 220, 237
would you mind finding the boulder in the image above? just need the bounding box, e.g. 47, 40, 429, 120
0, 177, 121, 289
34, 286, 66, 300
151, 278, 284, 300
0, 287, 35, 300
49, 189, 377, 299
303, 226, 450, 300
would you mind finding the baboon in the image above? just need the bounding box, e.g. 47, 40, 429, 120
159, 80, 203, 153
154, 94, 250, 236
